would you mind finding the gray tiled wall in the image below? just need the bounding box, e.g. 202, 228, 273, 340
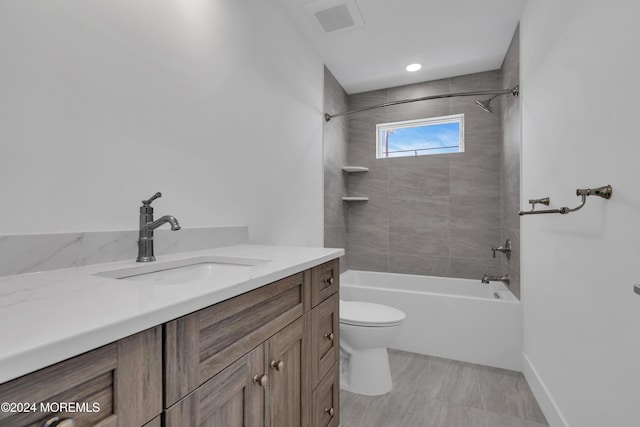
344, 71, 504, 280
323, 67, 349, 271
322, 32, 521, 291
500, 25, 521, 299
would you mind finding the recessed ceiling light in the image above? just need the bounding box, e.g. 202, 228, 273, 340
406, 63, 422, 72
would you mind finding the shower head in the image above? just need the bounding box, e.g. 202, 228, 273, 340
474, 85, 519, 114
475, 99, 493, 113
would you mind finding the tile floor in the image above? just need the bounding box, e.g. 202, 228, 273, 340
340, 350, 548, 427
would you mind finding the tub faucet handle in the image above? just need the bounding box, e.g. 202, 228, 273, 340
491, 239, 512, 259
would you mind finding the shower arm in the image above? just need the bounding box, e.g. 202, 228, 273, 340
519, 185, 613, 216
324, 86, 519, 122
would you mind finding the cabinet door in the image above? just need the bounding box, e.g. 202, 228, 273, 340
165, 345, 265, 427
0, 326, 162, 427
266, 317, 307, 427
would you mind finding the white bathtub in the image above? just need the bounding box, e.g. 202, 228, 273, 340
340, 270, 522, 371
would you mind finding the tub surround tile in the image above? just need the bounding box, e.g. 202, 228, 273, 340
389, 197, 450, 229
347, 250, 389, 272
501, 227, 520, 273
325, 68, 517, 284
347, 164, 389, 199
499, 25, 521, 299
347, 225, 389, 253
0, 226, 248, 277
347, 196, 390, 227
502, 189, 521, 231
388, 254, 451, 277
450, 99, 501, 130
449, 163, 501, 197
388, 99, 449, 123
323, 67, 349, 260
450, 195, 500, 230
389, 226, 450, 257
448, 70, 502, 93
388, 165, 450, 200
449, 257, 501, 280
386, 77, 450, 122
450, 227, 501, 259
348, 88, 389, 110
325, 226, 347, 250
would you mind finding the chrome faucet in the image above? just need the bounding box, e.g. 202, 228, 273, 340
481, 274, 510, 285
137, 192, 181, 262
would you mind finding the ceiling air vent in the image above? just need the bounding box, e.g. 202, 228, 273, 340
305, 0, 364, 33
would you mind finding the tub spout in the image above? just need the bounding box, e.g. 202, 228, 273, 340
481, 274, 510, 285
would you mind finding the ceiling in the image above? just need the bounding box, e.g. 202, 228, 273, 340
275, 0, 526, 94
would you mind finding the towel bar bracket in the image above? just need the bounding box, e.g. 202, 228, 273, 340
519, 185, 612, 216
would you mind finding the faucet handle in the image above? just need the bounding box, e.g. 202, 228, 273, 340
142, 192, 162, 206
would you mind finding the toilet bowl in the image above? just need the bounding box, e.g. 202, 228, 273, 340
339, 299, 406, 396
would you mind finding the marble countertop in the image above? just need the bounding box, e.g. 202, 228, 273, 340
0, 244, 344, 384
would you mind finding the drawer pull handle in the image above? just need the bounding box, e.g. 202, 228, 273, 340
324, 277, 335, 286
253, 374, 268, 387
43, 417, 75, 427
325, 407, 335, 417
270, 359, 285, 371
324, 332, 335, 341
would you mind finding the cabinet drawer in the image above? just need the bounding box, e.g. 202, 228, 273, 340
165, 272, 307, 407
311, 294, 339, 388
312, 363, 339, 427
0, 327, 161, 427
311, 259, 339, 307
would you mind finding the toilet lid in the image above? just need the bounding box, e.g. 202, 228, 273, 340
340, 300, 406, 327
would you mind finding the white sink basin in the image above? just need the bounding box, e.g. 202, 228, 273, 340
94, 255, 269, 285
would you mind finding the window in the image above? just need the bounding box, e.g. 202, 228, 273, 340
376, 114, 464, 159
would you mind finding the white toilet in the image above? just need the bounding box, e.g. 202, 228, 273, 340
339, 299, 406, 396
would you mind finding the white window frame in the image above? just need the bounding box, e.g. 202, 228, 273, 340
375, 113, 465, 159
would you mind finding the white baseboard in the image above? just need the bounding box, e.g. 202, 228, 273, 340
522, 352, 569, 427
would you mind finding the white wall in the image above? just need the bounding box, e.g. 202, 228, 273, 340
0, 0, 324, 246
521, 1, 640, 426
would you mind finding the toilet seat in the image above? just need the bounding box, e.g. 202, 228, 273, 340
340, 300, 406, 327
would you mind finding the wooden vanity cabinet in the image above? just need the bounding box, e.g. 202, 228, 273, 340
0, 326, 162, 427
0, 257, 340, 427
165, 258, 340, 427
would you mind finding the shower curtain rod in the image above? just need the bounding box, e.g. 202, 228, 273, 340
324, 85, 519, 122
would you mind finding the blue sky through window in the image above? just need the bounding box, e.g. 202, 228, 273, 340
377, 115, 463, 158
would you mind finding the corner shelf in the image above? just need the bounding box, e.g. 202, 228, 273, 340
342, 166, 369, 173
342, 197, 369, 202
342, 166, 369, 201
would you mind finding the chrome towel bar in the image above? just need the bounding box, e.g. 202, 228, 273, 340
519, 185, 612, 216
